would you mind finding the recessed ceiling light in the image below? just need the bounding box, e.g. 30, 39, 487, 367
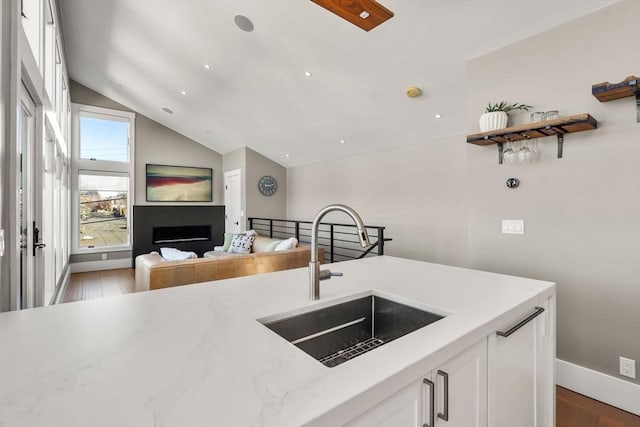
304, 71, 312, 77
434, 114, 443, 119
234, 15, 254, 32
204, 64, 212, 70
285, 153, 290, 158
340, 139, 345, 144
359, 11, 370, 19
162, 107, 174, 114
180, 91, 187, 96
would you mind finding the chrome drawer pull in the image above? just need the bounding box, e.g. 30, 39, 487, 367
497, 306, 545, 338
423, 378, 435, 427
437, 370, 449, 421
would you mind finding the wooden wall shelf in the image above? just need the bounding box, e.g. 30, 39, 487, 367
467, 113, 597, 164
592, 75, 639, 123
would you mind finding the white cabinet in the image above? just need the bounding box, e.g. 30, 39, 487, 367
488, 296, 555, 427
426, 339, 487, 427
346, 339, 487, 427
345, 379, 424, 427
346, 297, 554, 427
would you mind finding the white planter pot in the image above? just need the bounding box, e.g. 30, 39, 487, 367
479, 111, 508, 132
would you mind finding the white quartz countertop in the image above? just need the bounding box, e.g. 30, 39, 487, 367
0, 256, 554, 426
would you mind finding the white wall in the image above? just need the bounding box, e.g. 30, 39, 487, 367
223, 147, 287, 230
287, 135, 468, 266
134, 117, 223, 204
69, 81, 224, 264
69, 81, 224, 205
466, 1, 640, 385
287, 0, 640, 389
245, 147, 286, 221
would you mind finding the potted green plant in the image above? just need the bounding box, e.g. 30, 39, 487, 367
479, 101, 532, 132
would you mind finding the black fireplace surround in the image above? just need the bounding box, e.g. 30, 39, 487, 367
132, 205, 225, 266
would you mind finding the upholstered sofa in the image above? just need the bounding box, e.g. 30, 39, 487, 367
134, 235, 324, 292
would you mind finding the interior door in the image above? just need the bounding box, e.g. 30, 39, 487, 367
17, 83, 38, 309
224, 169, 242, 233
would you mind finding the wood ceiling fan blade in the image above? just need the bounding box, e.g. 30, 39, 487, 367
310, 0, 394, 31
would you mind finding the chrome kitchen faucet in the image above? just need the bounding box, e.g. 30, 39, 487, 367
309, 204, 370, 300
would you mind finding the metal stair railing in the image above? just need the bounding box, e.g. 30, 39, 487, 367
248, 217, 391, 263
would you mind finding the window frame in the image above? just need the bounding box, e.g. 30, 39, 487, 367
71, 103, 135, 254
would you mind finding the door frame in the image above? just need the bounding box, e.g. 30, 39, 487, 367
13, 82, 41, 310
224, 169, 242, 233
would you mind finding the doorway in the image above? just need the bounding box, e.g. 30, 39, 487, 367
16, 83, 46, 310
224, 169, 242, 234
17, 83, 37, 309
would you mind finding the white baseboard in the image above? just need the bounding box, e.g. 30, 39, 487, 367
70, 258, 132, 273
557, 359, 640, 415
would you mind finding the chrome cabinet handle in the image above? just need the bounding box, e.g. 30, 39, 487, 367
497, 306, 545, 338
437, 370, 449, 421
423, 378, 435, 427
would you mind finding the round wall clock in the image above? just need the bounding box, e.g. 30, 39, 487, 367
258, 175, 277, 196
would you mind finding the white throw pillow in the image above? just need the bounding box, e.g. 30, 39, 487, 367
228, 234, 255, 254
160, 247, 198, 260
275, 237, 298, 251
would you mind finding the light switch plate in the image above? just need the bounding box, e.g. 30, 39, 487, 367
502, 220, 525, 235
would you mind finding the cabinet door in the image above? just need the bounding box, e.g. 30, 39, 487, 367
488, 295, 555, 427
433, 339, 488, 427
345, 379, 423, 427
346, 339, 488, 427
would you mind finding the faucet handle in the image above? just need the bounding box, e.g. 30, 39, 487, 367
318, 269, 343, 280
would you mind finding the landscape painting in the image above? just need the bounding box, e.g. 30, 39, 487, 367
146, 164, 212, 202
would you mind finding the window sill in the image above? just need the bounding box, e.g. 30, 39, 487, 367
72, 245, 132, 255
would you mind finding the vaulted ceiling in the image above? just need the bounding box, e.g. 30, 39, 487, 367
59, 0, 619, 167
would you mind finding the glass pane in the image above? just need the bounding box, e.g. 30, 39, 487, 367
80, 116, 129, 162
79, 174, 129, 248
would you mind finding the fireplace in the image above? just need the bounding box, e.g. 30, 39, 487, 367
132, 205, 225, 266
152, 225, 211, 244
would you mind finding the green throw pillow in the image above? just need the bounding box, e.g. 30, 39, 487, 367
222, 232, 234, 251
264, 239, 283, 252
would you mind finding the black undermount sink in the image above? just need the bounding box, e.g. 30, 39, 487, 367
260, 295, 445, 368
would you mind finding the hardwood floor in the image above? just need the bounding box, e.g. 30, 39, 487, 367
62, 270, 640, 426
557, 386, 640, 427
61, 268, 134, 303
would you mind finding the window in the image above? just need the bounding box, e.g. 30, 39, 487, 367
71, 104, 135, 253
21, 0, 42, 69
79, 114, 129, 162
78, 173, 129, 248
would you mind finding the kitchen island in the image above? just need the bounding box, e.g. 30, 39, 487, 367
0, 256, 555, 426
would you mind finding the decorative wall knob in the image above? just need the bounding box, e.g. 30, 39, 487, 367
506, 178, 520, 188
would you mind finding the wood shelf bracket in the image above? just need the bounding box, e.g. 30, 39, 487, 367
592, 76, 640, 123
557, 133, 564, 159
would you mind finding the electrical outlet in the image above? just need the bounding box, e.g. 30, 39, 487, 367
620, 357, 636, 379
101, 253, 108, 260
0, 229, 4, 257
